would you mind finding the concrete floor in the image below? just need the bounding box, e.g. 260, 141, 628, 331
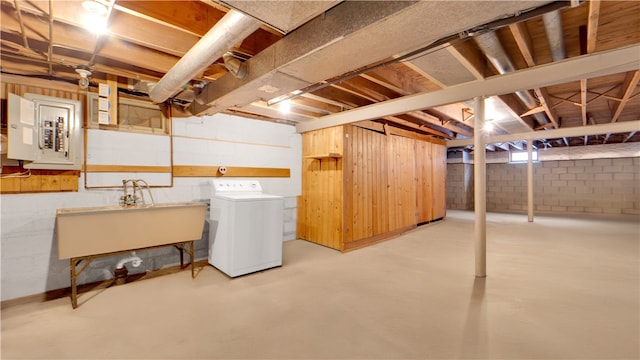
1, 210, 639, 359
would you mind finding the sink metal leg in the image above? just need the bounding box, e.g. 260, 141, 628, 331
69, 256, 95, 309
70, 258, 77, 309
175, 241, 196, 278
188, 240, 195, 278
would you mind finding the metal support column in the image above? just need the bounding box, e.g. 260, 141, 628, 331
474, 96, 487, 278
527, 140, 534, 222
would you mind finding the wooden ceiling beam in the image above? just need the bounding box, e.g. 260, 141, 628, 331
115, 1, 281, 55
382, 115, 452, 139
1, 47, 163, 83
363, 63, 441, 95
449, 120, 640, 148
12, 0, 30, 50
363, 64, 476, 131
252, 100, 322, 119
509, 22, 535, 67
353, 120, 444, 143
407, 110, 472, 138
301, 93, 353, 110
510, 21, 560, 129
587, 0, 601, 54
114, 0, 224, 37
427, 104, 476, 128
360, 72, 474, 130
315, 85, 370, 108
334, 77, 395, 103
610, 70, 640, 123
1, 9, 180, 74
360, 72, 410, 96
1, 37, 46, 59
446, 40, 485, 81
580, 79, 588, 126
289, 97, 342, 115
333, 78, 471, 137
298, 45, 640, 133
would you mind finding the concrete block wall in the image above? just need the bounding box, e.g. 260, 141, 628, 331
532, 158, 640, 215
486, 163, 527, 212
446, 163, 472, 210
1, 113, 301, 302
447, 157, 640, 216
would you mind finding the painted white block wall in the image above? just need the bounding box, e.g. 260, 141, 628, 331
0, 113, 301, 301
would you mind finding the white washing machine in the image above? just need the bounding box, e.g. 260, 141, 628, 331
208, 180, 284, 277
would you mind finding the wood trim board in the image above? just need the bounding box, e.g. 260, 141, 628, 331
172, 166, 290, 178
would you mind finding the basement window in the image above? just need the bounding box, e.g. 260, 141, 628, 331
87, 93, 168, 134
510, 150, 538, 163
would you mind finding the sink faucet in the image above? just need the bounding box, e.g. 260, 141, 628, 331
120, 179, 156, 207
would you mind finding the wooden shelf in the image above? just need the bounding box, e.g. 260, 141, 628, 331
304, 153, 342, 160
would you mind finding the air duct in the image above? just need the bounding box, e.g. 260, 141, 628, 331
149, 9, 261, 104
475, 31, 549, 126
190, 1, 549, 117
542, 10, 566, 61
223, 52, 248, 79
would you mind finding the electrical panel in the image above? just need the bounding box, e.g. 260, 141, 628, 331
7, 93, 83, 170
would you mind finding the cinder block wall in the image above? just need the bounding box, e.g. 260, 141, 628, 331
1, 113, 302, 302
448, 157, 640, 215
446, 163, 465, 209
446, 163, 474, 210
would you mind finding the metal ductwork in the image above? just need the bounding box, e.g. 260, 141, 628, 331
223, 52, 248, 79
542, 10, 566, 61
190, 0, 549, 117
475, 31, 549, 126
149, 9, 261, 104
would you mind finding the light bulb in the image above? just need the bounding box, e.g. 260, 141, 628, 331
75, 67, 92, 89
279, 101, 291, 114
78, 77, 89, 90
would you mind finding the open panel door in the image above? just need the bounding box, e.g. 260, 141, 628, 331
7, 93, 82, 170
7, 93, 36, 162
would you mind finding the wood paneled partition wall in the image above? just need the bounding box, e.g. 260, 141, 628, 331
297, 124, 446, 251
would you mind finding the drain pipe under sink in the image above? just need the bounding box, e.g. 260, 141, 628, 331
114, 252, 143, 285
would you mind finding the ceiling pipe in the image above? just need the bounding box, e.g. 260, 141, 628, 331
542, 9, 570, 146
474, 31, 549, 127
191, 1, 557, 117
149, 9, 261, 104
543, 10, 566, 61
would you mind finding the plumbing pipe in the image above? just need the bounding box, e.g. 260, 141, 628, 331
134, 179, 155, 206
116, 253, 143, 269
149, 9, 261, 103
121, 179, 155, 207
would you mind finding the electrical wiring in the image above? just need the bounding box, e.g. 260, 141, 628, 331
0, 169, 32, 179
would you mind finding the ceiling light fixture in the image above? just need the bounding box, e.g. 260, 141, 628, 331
82, 0, 109, 34
75, 66, 92, 89
82, 0, 107, 15
484, 122, 495, 133
279, 100, 291, 114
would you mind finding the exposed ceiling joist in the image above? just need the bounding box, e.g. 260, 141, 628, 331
297, 44, 640, 133
2, 0, 639, 150
610, 70, 640, 123
448, 120, 640, 147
